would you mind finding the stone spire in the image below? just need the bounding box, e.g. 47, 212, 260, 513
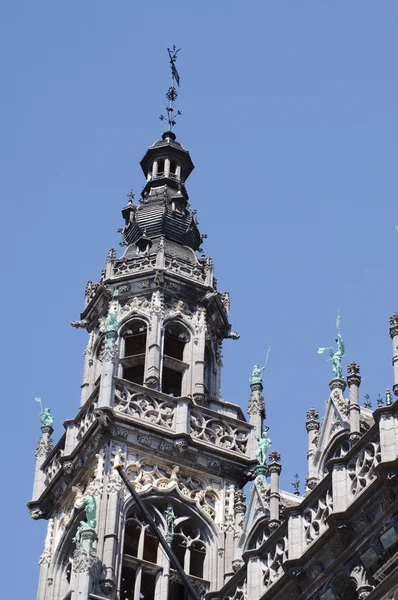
389, 313, 398, 397
347, 361, 361, 443
305, 407, 320, 492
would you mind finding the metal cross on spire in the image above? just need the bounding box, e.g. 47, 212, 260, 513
160, 45, 182, 131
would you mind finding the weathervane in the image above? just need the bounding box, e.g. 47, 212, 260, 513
160, 45, 182, 131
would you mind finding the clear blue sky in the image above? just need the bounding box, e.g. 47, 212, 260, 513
1, 2, 397, 597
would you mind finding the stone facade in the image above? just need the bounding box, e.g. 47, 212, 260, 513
29, 130, 398, 600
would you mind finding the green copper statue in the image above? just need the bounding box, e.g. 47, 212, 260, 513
254, 426, 271, 466
164, 505, 176, 536
40, 407, 54, 428
250, 364, 265, 384
73, 494, 97, 546
105, 306, 118, 334
317, 311, 345, 379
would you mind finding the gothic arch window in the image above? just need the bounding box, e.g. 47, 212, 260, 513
120, 499, 211, 600
162, 320, 190, 397
120, 319, 148, 385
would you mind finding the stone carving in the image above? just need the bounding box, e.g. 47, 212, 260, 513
86, 449, 105, 497
107, 444, 126, 494
76, 395, 99, 441
35, 432, 54, 459
115, 384, 176, 430
113, 426, 128, 439
113, 256, 157, 278
226, 580, 247, 600
190, 410, 249, 455
350, 565, 374, 598
174, 438, 188, 453
303, 487, 333, 545
125, 460, 218, 520
44, 447, 64, 486
151, 290, 162, 314
247, 393, 265, 417
308, 561, 324, 580
262, 535, 289, 590
165, 256, 206, 283
347, 439, 381, 500
39, 518, 54, 566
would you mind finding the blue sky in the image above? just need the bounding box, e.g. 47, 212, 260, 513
1, 2, 397, 596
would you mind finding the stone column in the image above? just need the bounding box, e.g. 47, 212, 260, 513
144, 296, 162, 390
105, 248, 116, 279
152, 160, 159, 178
347, 361, 361, 443
37, 518, 54, 600
164, 158, 170, 178
288, 511, 304, 560
71, 529, 98, 599
389, 313, 398, 398
98, 327, 118, 408
247, 382, 265, 460
268, 450, 282, 531
247, 555, 263, 597
305, 408, 320, 492
332, 463, 349, 512
32, 424, 54, 501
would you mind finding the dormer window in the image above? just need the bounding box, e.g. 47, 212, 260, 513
136, 238, 152, 254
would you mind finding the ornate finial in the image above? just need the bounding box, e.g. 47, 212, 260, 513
127, 190, 135, 204
377, 394, 384, 408
347, 361, 360, 375
159, 45, 182, 131
306, 407, 320, 422
386, 389, 393, 406
268, 450, 281, 463
317, 310, 345, 379
364, 394, 372, 409
292, 474, 300, 496
389, 313, 398, 338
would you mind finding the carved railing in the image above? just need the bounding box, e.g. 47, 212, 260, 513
76, 390, 99, 442
189, 409, 251, 456
165, 256, 207, 283
261, 532, 289, 592
303, 484, 333, 546
44, 444, 65, 486
113, 256, 157, 278
347, 436, 381, 503
114, 379, 176, 431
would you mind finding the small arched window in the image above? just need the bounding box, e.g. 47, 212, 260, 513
121, 320, 147, 385
157, 159, 165, 177
162, 321, 190, 397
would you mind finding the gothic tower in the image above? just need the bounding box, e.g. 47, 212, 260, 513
28, 123, 256, 599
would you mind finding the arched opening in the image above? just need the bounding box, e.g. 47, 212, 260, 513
121, 516, 159, 600
162, 321, 190, 397
190, 540, 206, 578
121, 320, 147, 385
157, 159, 165, 177
204, 344, 215, 396
120, 498, 212, 599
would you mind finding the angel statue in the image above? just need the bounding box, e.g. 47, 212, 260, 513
317, 311, 345, 379
254, 426, 272, 466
